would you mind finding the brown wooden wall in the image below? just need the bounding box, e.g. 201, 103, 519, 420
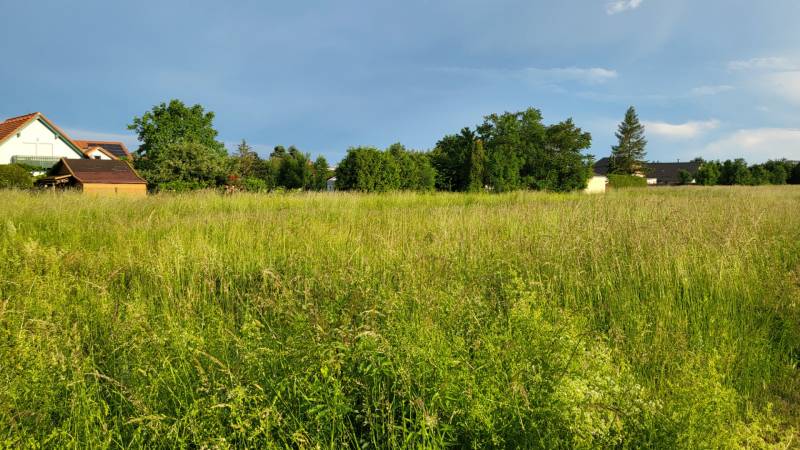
79, 183, 147, 196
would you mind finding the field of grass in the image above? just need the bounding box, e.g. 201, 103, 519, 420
1, 187, 799, 448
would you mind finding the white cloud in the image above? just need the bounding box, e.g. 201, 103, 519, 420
761, 71, 800, 104
703, 128, 800, 162
690, 85, 734, 96
643, 119, 720, 140
606, 0, 643, 15
727, 57, 795, 71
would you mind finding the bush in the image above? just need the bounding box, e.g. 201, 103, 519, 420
608, 174, 647, 188
241, 177, 268, 192
0, 164, 33, 189
155, 179, 215, 193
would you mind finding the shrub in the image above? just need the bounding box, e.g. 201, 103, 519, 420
0, 164, 33, 189
241, 177, 268, 192
608, 173, 647, 188
155, 179, 215, 193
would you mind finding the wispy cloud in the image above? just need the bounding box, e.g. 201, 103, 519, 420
727, 57, 795, 71
643, 119, 720, 139
63, 128, 140, 150
703, 128, 800, 162
690, 85, 734, 96
606, 0, 643, 15
433, 66, 618, 86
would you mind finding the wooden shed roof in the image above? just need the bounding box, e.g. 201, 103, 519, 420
41, 158, 146, 185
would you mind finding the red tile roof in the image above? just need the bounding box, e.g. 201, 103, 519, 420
61, 158, 146, 184
0, 112, 39, 144
0, 112, 84, 157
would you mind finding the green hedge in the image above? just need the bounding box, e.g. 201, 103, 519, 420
608, 174, 647, 188
0, 164, 33, 189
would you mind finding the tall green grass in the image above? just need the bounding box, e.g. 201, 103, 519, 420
1, 187, 798, 448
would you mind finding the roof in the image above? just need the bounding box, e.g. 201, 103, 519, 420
73, 140, 131, 159
593, 157, 701, 183
58, 158, 146, 184
82, 146, 118, 160
0, 112, 86, 157
645, 161, 702, 184
0, 113, 38, 143
593, 157, 611, 176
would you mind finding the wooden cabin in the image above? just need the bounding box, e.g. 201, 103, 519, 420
37, 158, 147, 196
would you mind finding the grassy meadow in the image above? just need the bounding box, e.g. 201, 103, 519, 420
1, 187, 799, 448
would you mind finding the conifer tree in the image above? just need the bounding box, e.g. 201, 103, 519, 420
468, 139, 487, 192
610, 106, 647, 175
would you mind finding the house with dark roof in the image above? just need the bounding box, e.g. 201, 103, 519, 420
74, 140, 132, 160
37, 158, 147, 196
593, 157, 701, 186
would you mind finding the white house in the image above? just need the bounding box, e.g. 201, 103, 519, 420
326, 176, 337, 192
0, 113, 129, 170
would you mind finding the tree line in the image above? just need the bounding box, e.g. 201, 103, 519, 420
694, 158, 800, 186
121, 99, 800, 193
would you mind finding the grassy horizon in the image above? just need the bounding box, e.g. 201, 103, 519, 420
1, 187, 799, 448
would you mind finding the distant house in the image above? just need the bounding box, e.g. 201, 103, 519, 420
74, 140, 132, 160
0, 112, 132, 169
593, 157, 701, 186
327, 176, 337, 192
37, 158, 147, 196
0, 113, 86, 169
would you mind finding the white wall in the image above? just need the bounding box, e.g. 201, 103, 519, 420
584, 176, 607, 194
0, 118, 84, 164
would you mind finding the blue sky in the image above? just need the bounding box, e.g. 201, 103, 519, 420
2, 0, 800, 163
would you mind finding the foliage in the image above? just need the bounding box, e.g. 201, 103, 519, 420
749, 165, 771, 186
0, 189, 798, 447
277, 146, 311, 190
0, 164, 33, 189
791, 162, 800, 184
311, 156, 331, 191
696, 161, 722, 186
336, 145, 434, 192
233, 139, 260, 178
128, 100, 229, 189
467, 139, 487, 192
719, 159, 752, 185
135, 141, 229, 190
433, 108, 592, 193
430, 129, 474, 191
608, 173, 648, 188
128, 99, 227, 159
609, 106, 648, 175
241, 177, 268, 192
678, 169, 694, 185
527, 119, 592, 192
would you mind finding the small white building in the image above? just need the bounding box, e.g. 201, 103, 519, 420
584, 175, 608, 194
0, 113, 87, 168
326, 176, 337, 192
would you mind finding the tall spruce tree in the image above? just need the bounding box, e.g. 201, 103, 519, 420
610, 106, 647, 175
